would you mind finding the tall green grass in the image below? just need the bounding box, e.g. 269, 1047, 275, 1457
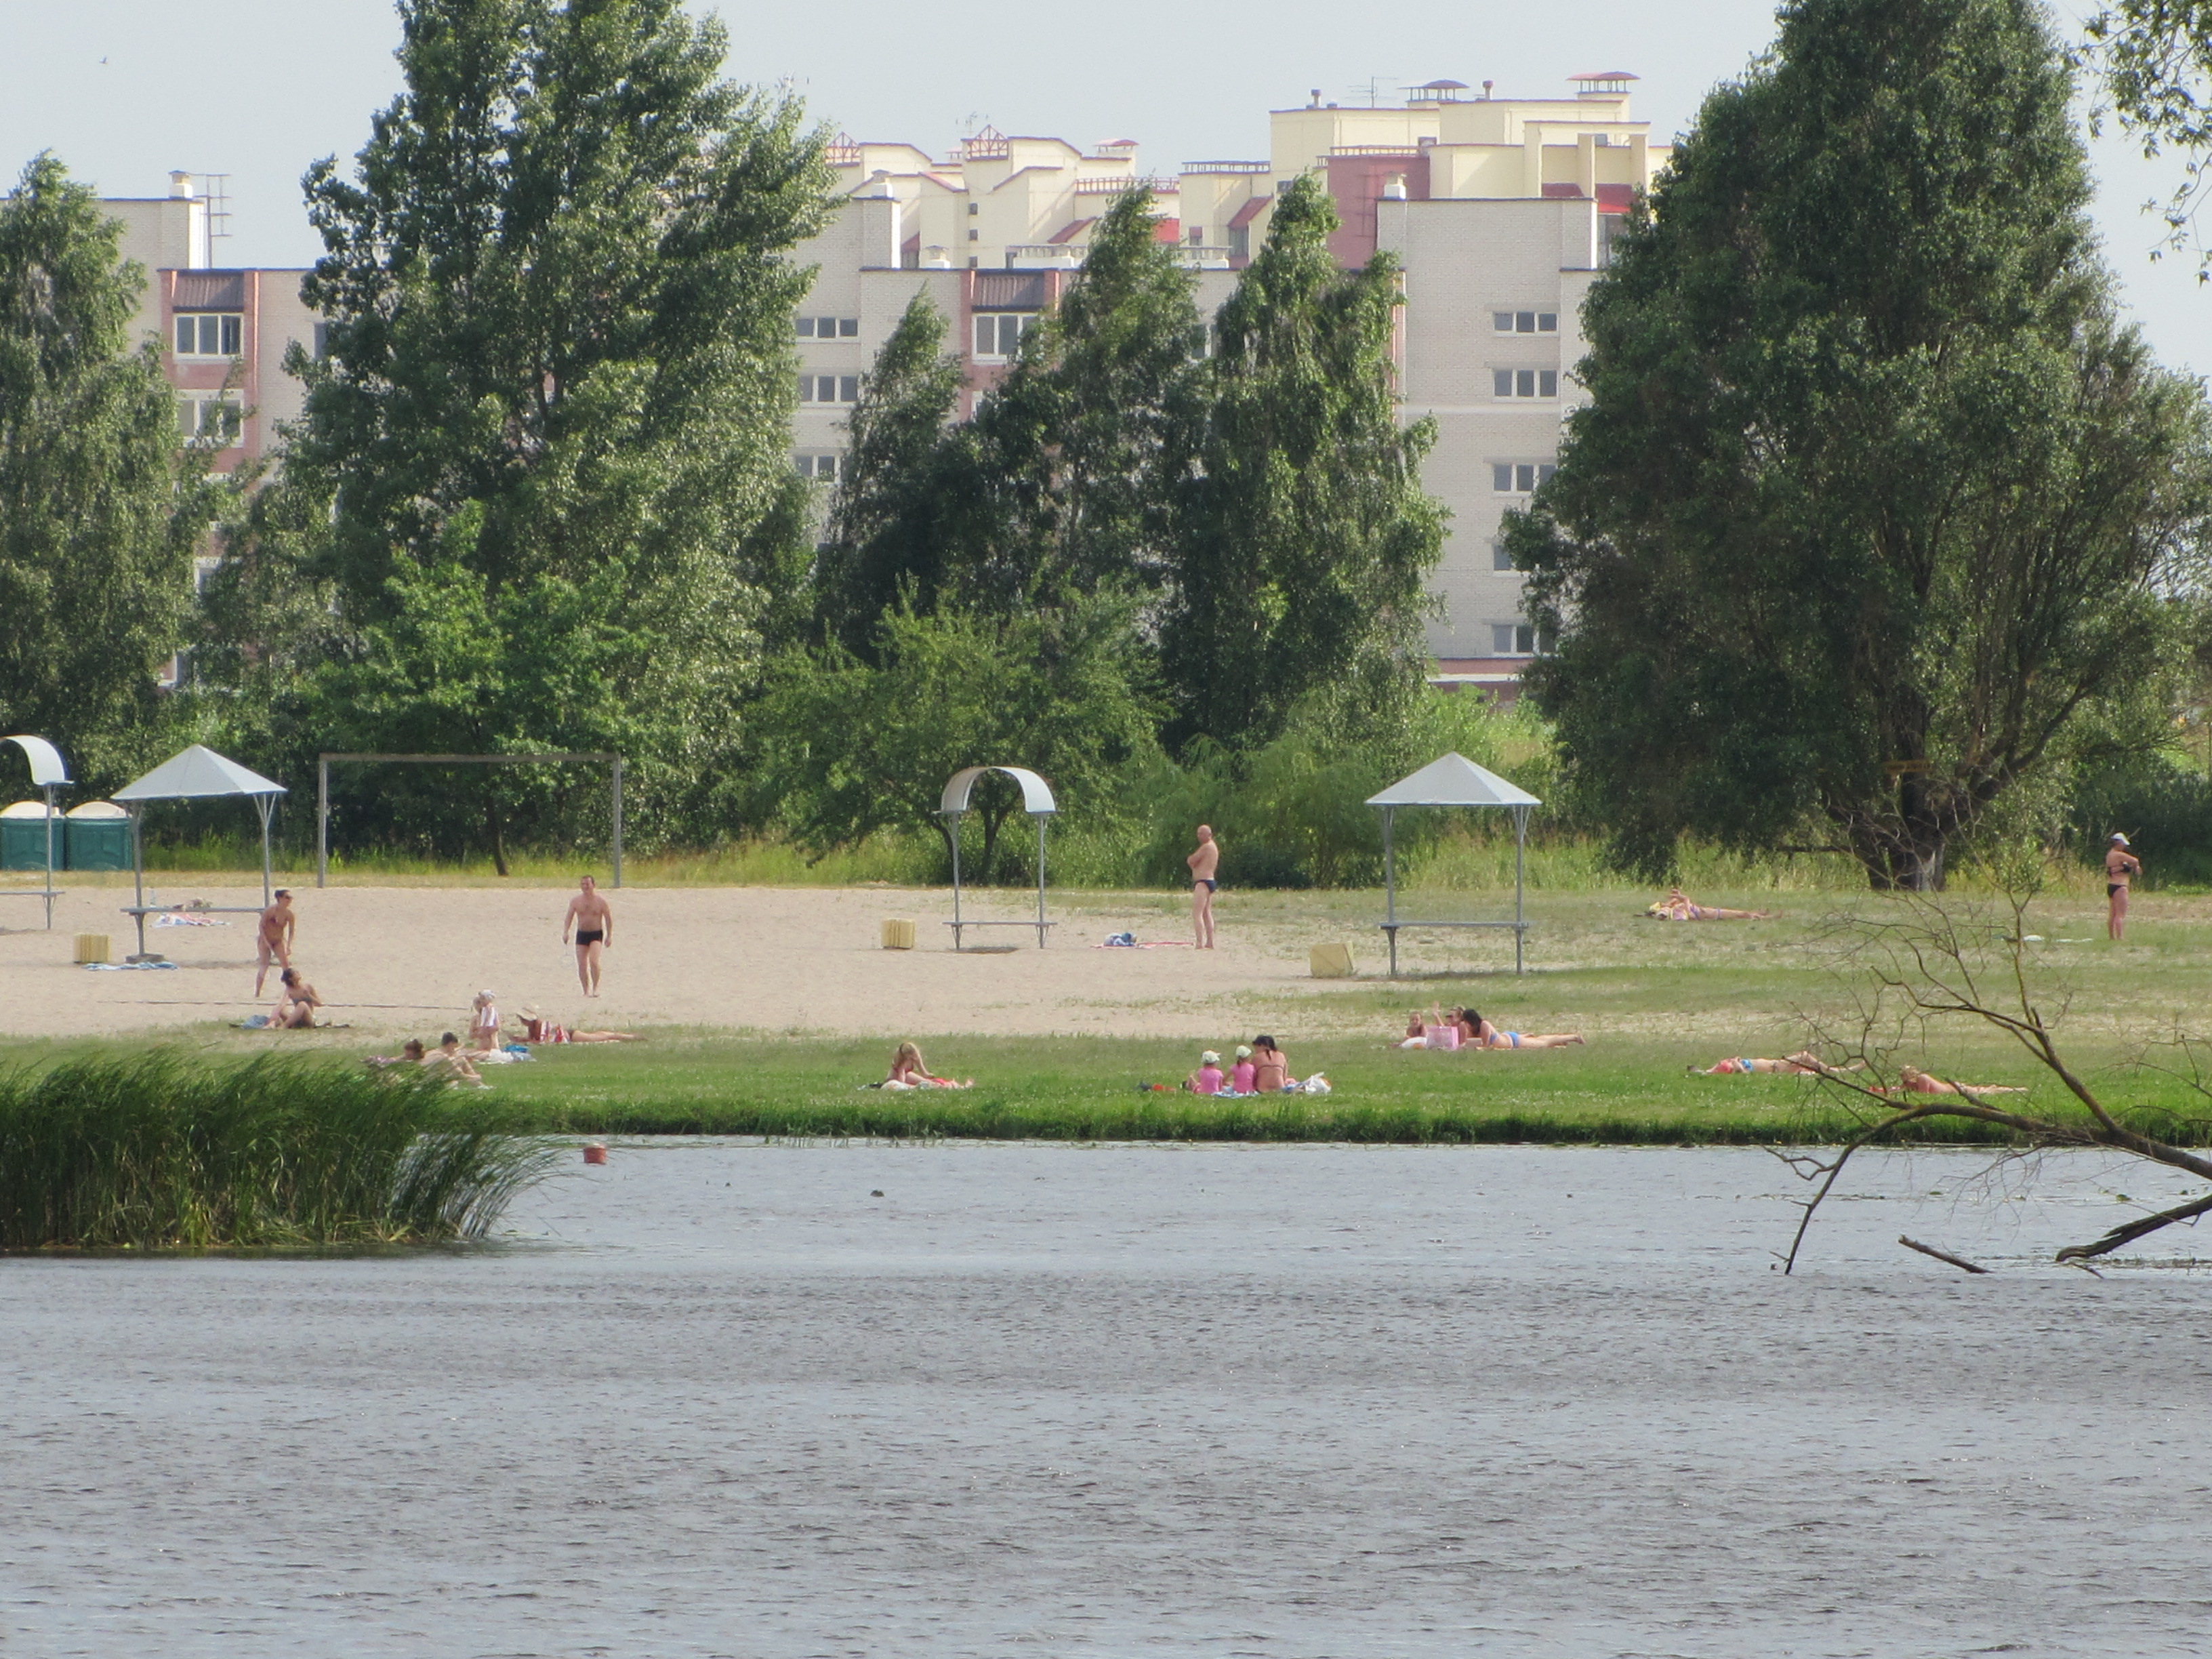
0, 1054, 558, 1249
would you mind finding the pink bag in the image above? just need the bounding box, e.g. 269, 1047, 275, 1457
1424, 1024, 1460, 1050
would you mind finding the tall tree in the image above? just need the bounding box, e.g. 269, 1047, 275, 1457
962, 187, 1204, 608
0, 155, 226, 783
1511, 0, 2211, 888
813, 293, 968, 652
2089, 0, 2212, 265
254, 0, 831, 853
1160, 173, 1445, 754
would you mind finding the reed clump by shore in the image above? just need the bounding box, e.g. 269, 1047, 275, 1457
0, 1054, 557, 1250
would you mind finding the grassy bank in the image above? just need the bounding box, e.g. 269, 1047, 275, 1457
0, 1054, 556, 1249
7, 1032, 2199, 1149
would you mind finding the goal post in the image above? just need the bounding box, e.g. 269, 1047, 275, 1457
316, 752, 624, 888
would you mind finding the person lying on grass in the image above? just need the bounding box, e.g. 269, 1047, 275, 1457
1695, 1051, 1866, 1076
367, 1038, 428, 1067
1183, 1050, 1227, 1094
1458, 1009, 1584, 1050
1646, 887, 1778, 922
1875, 1067, 2028, 1097
886, 1042, 971, 1090
518, 1008, 642, 1044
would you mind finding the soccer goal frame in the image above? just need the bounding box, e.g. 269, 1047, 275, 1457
315, 752, 624, 888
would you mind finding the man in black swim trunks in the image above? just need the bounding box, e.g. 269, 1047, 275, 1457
563, 874, 614, 996
1187, 824, 1219, 949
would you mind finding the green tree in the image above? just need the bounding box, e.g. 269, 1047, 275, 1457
2089, 0, 2212, 264
753, 593, 1159, 881
0, 154, 228, 783
247, 0, 832, 854
1160, 172, 1445, 754
1511, 0, 2211, 889
813, 293, 968, 652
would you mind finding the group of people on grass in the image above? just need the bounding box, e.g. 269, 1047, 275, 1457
1397, 1008, 1584, 1051
366, 989, 642, 1086
1181, 1035, 1304, 1094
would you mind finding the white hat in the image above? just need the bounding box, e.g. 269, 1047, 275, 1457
2110, 833, 2130, 846
1201, 1050, 1221, 1066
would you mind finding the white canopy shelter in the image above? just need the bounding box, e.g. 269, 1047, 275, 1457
1, 735, 70, 928
1367, 752, 1543, 976
113, 745, 287, 962
938, 765, 1058, 948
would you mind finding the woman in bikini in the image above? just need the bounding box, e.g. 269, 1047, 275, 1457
1695, 1051, 1864, 1076
1250, 1036, 1294, 1091
1877, 1067, 2027, 1097
888, 1042, 972, 1089
2106, 834, 2141, 941
1458, 1009, 1584, 1049
1647, 887, 1778, 921
268, 967, 323, 1029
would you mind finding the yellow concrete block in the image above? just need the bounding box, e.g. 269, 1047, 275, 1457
1309, 941, 1355, 978
75, 933, 110, 964
881, 918, 917, 950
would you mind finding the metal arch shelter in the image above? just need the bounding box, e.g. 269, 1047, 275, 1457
939, 766, 1057, 948
1368, 752, 1543, 976
112, 745, 286, 963
0, 735, 70, 928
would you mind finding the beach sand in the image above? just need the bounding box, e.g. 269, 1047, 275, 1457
0, 881, 1380, 1041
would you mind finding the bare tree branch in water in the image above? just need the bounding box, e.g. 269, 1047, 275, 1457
1776, 884, 2212, 1272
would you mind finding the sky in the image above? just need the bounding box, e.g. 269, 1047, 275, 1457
3, 0, 2205, 374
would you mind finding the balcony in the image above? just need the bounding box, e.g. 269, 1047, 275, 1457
1006, 245, 1084, 269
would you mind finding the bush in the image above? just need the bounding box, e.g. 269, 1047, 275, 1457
2068, 758, 2212, 887
0, 1053, 558, 1249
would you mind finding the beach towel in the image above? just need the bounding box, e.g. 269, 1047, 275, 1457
152, 912, 228, 928
82, 960, 179, 971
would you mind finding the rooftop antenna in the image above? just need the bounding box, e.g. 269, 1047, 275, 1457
1351, 75, 1400, 108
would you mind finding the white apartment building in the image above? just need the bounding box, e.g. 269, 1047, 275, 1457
793, 74, 1670, 696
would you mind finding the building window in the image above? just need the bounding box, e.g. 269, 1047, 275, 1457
1492, 540, 1516, 571
796, 375, 859, 404
175, 312, 243, 356
968, 228, 981, 242
1493, 369, 1559, 399
796, 316, 860, 338
973, 312, 1033, 359
968, 201, 980, 215
1490, 622, 1554, 656
177, 392, 244, 448
1492, 462, 1558, 494
794, 453, 845, 480
1492, 310, 1558, 335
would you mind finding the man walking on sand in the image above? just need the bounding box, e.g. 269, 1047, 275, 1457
563, 875, 614, 996
254, 889, 295, 996
1187, 825, 1220, 949
2106, 833, 2142, 941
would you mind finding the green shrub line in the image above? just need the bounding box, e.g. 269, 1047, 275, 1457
0, 1053, 558, 1250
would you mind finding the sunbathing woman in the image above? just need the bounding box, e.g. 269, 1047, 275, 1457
888, 1041, 972, 1089
1647, 887, 1778, 921
1696, 1051, 1864, 1076
1876, 1067, 2027, 1097
1460, 1009, 1584, 1049
268, 967, 323, 1029
519, 1010, 641, 1045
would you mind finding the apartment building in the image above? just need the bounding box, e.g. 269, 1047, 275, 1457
100, 173, 316, 478
792, 74, 1669, 697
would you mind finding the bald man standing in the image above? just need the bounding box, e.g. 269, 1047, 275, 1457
1187, 825, 1219, 949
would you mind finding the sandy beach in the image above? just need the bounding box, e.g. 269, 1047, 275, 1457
0, 880, 1381, 1041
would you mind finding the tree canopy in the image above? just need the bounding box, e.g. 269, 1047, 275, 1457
0, 154, 226, 785
220, 0, 832, 857
1511, 0, 2212, 888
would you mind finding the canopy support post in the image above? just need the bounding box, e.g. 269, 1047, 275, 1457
1513, 803, 1529, 975
255, 794, 276, 907
126, 805, 152, 962
316, 756, 329, 888
1036, 813, 1049, 947
41, 783, 57, 930
947, 810, 964, 949
1383, 806, 1398, 977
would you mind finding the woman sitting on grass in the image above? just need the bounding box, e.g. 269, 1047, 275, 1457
1251, 1036, 1296, 1091
1647, 887, 1778, 922
1458, 1009, 1584, 1050
1695, 1052, 1863, 1076
268, 968, 323, 1030
887, 1042, 971, 1090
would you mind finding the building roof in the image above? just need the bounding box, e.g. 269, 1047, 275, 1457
114, 745, 285, 801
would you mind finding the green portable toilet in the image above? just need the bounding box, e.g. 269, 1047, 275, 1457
0, 800, 61, 871
64, 800, 131, 871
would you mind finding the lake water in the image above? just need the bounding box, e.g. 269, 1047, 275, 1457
5, 1141, 2210, 1658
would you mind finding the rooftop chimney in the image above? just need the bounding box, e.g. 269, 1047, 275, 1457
168, 171, 194, 198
